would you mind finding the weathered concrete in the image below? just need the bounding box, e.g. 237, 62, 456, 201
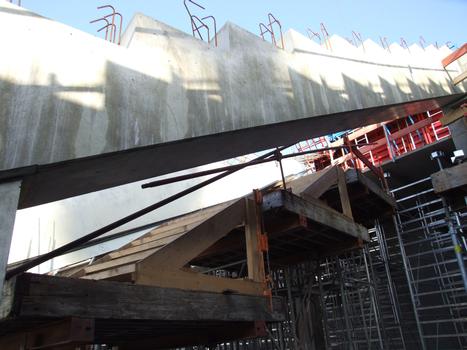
0, 2, 465, 208
449, 117, 467, 154
0, 181, 20, 297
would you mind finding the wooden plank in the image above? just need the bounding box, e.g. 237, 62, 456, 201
281, 191, 369, 241
453, 70, 467, 85
299, 166, 338, 199
442, 43, 467, 67
135, 198, 265, 295
108, 232, 185, 259
137, 269, 265, 295
137, 198, 246, 270
352, 170, 395, 208
337, 167, 353, 219
441, 106, 467, 126
83, 249, 158, 274
130, 222, 199, 247
80, 264, 136, 281
431, 162, 467, 194
245, 198, 265, 282
1, 274, 285, 322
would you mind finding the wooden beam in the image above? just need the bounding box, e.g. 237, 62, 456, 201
0, 318, 95, 350
346, 169, 395, 208
441, 107, 466, 126
281, 191, 369, 241
245, 198, 265, 282
137, 198, 246, 271
431, 162, 467, 194
299, 166, 338, 199
135, 198, 265, 295
1, 273, 285, 323
337, 167, 353, 219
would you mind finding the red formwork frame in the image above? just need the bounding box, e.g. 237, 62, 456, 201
298, 109, 451, 175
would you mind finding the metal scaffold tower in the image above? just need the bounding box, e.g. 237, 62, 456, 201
392, 177, 467, 350
185, 224, 414, 350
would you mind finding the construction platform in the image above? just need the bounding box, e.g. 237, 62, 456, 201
1, 166, 393, 349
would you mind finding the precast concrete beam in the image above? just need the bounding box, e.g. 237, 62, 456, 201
0, 2, 465, 207
0, 181, 21, 298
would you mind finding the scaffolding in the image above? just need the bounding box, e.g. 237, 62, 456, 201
392, 177, 467, 349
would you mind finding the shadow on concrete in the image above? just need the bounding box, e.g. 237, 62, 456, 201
0, 28, 465, 209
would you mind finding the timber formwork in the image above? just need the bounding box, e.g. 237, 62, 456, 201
1, 166, 393, 349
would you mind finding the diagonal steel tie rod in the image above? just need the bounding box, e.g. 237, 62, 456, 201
5, 145, 292, 280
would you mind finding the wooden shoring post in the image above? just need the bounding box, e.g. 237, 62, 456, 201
245, 191, 266, 283
336, 167, 353, 220
245, 190, 271, 307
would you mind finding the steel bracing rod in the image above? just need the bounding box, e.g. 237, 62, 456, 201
400, 37, 410, 52
202, 15, 217, 46
98, 23, 117, 43
259, 23, 275, 45
191, 15, 209, 41
97, 5, 116, 42
268, 13, 284, 49
379, 36, 391, 53
352, 31, 364, 50
363, 245, 386, 349
142, 143, 373, 189
375, 220, 407, 350
419, 36, 427, 50
90, 18, 110, 40
317, 263, 330, 350
102, 12, 123, 44
183, 0, 217, 46
285, 266, 300, 350
306, 28, 321, 44
320, 23, 331, 50
5, 145, 290, 280
335, 257, 355, 349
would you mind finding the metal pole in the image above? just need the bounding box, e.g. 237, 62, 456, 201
142, 144, 372, 189
442, 199, 467, 292
335, 256, 354, 350
393, 214, 427, 350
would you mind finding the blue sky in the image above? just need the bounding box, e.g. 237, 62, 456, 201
19, 0, 466, 48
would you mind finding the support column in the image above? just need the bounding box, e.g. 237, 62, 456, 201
0, 181, 21, 298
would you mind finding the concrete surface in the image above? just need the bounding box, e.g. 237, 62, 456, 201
0, 1, 466, 208
0, 181, 20, 296
449, 117, 467, 154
